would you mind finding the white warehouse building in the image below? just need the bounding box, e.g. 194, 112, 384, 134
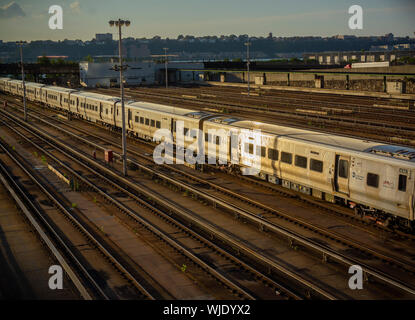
80, 61, 156, 87
80, 59, 204, 88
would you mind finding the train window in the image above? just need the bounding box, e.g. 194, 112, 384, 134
256, 146, 266, 157
268, 149, 279, 161
244, 143, 254, 154
205, 133, 209, 142
140, 117, 144, 124
398, 174, 407, 192
150, 120, 155, 127
184, 128, 189, 136
216, 136, 221, 145
310, 159, 323, 173
156, 121, 161, 129
135, 116, 139, 123
95, 106, 98, 111
295, 155, 307, 169
105, 109, 108, 115
145, 118, 149, 125
281, 152, 292, 164
338, 160, 349, 178
367, 173, 379, 188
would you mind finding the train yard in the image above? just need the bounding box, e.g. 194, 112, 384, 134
1, 83, 415, 300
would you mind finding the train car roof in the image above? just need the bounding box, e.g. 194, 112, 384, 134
73, 90, 119, 102
45, 86, 76, 93
25, 82, 45, 88
128, 101, 212, 118
223, 119, 415, 163
364, 145, 415, 162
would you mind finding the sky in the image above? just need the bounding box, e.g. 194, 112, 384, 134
0, 0, 414, 41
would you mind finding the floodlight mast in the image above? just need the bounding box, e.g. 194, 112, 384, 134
109, 19, 130, 176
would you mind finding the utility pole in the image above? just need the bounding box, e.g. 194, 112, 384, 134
244, 39, 251, 96
163, 47, 168, 88
109, 19, 130, 176
17, 41, 27, 121
151, 51, 178, 88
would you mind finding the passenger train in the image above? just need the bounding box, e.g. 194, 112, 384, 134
0, 77, 414, 231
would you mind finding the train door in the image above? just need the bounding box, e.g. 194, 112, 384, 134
99, 103, 103, 120
230, 130, 239, 164
162, 117, 170, 131
334, 154, 350, 195
128, 108, 132, 129
409, 170, 415, 221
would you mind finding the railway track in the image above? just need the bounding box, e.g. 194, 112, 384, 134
170, 84, 414, 111
0, 109, 310, 300
127, 85, 415, 115
2, 100, 415, 299
107, 86, 415, 125
0, 139, 156, 300
0, 158, 87, 299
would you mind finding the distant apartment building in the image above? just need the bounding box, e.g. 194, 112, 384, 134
303, 50, 415, 65
334, 35, 356, 40
95, 33, 113, 42
371, 43, 415, 51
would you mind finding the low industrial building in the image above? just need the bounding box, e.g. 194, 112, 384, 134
79, 60, 155, 87
303, 50, 415, 65
79, 58, 204, 88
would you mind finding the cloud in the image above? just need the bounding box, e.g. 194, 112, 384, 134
0, 1, 25, 18
70, 1, 80, 13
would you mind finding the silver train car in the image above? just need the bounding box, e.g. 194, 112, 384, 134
1, 78, 414, 230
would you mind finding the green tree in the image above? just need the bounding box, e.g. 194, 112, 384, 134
37, 55, 50, 65
84, 55, 93, 62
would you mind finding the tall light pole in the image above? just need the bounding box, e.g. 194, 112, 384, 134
244, 39, 251, 96
163, 47, 168, 88
16, 41, 27, 121
109, 19, 130, 176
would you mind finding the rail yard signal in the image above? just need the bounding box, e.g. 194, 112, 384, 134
245, 40, 251, 96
